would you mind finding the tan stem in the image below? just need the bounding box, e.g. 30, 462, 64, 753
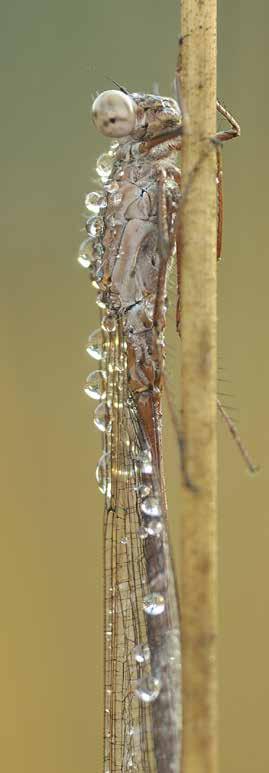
178, 2, 218, 772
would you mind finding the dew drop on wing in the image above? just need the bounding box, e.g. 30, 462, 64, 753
135, 675, 161, 703
143, 593, 165, 616
85, 191, 106, 213
146, 519, 163, 536
94, 401, 111, 432
133, 643, 150, 664
84, 370, 106, 399
96, 452, 111, 497
136, 448, 153, 475
96, 151, 114, 180
86, 328, 104, 360
141, 495, 162, 517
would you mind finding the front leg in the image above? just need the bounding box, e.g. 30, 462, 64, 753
216, 99, 240, 142
214, 101, 240, 258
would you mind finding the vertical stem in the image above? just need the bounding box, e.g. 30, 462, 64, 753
179, 2, 218, 773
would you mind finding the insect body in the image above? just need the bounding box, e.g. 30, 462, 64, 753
82, 89, 183, 773
80, 85, 248, 773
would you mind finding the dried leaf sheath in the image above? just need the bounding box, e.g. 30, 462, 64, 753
81, 90, 182, 772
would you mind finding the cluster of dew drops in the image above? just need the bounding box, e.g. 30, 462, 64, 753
78, 147, 166, 706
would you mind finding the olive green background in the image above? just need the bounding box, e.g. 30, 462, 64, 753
1, 1, 268, 772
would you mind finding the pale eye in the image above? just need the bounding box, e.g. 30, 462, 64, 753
92, 90, 137, 138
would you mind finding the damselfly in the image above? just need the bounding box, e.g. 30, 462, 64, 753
79, 87, 245, 773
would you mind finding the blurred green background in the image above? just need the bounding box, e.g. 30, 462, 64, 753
1, 1, 268, 771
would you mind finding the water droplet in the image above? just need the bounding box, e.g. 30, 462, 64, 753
85, 191, 106, 213
133, 643, 150, 664
94, 401, 111, 432
143, 593, 165, 616
77, 237, 96, 268
146, 519, 163, 537
96, 293, 107, 309
136, 449, 152, 475
136, 483, 151, 498
84, 370, 106, 400
86, 328, 104, 360
96, 152, 113, 180
141, 496, 162, 517
137, 526, 148, 540
120, 536, 128, 545
135, 675, 161, 703
86, 215, 103, 238
78, 255, 90, 269
101, 314, 117, 333
96, 452, 111, 496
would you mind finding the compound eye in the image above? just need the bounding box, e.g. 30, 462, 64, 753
92, 90, 137, 137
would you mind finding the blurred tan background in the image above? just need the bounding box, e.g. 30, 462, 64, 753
1, 1, 268, 771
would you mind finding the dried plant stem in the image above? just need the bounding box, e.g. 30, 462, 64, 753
178, 2, 218, 773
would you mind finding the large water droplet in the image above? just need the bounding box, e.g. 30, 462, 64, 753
135, 675, 161, 703
86, 328, 104, 360
133, 643, 150, 664
146, 519, 163, 537
77, 237, 95, 268
84, 370, 106, 399
136, 483, 151, 499
137, 526, 148, 541
86, 215, 103, 238
136, 449, 152, 475
96, 452, 111, 496
141, 496, 162, 517
96, 152, 113, 180
143, 593, 165, 616
85, 191, 106, 213
94, 401, 111, 432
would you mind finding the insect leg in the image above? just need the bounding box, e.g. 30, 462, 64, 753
216, 99, 240, 142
